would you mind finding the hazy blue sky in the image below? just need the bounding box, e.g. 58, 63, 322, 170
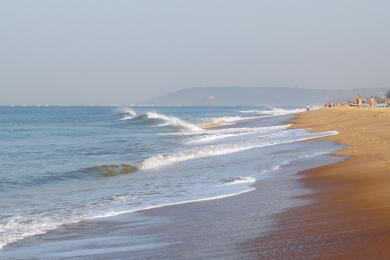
1, 0, 389, 104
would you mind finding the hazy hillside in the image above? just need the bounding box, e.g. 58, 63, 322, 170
143, 87, 387, 106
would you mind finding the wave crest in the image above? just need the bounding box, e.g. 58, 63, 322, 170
120, 111, 202, 132
119, 108, 137, 120
143, 112, 203, 132
83, 130, 338, 177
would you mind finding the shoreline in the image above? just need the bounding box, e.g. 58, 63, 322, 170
2, 150, 340, 259
1, 112, 335, 253
1, 110, 357, 259
1, 121, 344, 258
248, 107, 390, 258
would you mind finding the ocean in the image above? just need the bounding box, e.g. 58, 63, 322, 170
0, 106, 338, 255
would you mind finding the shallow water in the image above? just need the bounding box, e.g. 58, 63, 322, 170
2, 143, 343, 259
0, 105, 336, 251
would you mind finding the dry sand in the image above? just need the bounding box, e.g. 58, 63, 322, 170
247, 107, 390, 258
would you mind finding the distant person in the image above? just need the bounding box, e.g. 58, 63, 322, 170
357, 96, 363, 107
306, 105, 310, 111
356, 96, 360, 106
370, 96, 375, 108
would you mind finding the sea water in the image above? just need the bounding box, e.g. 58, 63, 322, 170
0, 106, 336, 250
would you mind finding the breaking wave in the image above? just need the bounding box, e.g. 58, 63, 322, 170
240, 107, 306, 116
119, 108, 137, 120
0, 106, 339, 252
143, 112, 203, 132
85, 130, 338, 176
201, 107, 306, 127
121, 111, 203, 132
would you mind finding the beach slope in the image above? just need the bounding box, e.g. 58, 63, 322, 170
248, 107, 390, 258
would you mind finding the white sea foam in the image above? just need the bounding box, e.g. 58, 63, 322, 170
259, 161, 290, 175
223, 176, 256, 185
258, 150, 337, 176
86, 129, 336, 176
0, 213, 86, 251
204, 116, 259, 125
144, 112, 203, 132
166, 124, 290, 137
240, 107, 306, 116
88, 188, 257, 225
139, 143, 253, 170
139, 130, 338, 171
0, 129, 338, 251
269, 107, 306, 115
118, 107, 137, 120
120, 116, 135, 121
1, 105, 340, 253
0, 188, 255, 250
186, 133, 239, 144
120, 111, 203, 132
83, 127, 298, 175
186, 125, 291, 144
239, 109, 266, 114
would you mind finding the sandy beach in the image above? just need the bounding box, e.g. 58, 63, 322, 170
248, 107, 390, 258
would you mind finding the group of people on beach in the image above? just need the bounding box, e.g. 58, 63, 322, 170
323, 94, 390, 109
355, 95, 378, 108
317, 91, 390, 110
324, 102, 341, 108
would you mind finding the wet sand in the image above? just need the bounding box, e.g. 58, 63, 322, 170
248, 107, 390, 258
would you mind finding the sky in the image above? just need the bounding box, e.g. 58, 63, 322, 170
1, 0, 390, 105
